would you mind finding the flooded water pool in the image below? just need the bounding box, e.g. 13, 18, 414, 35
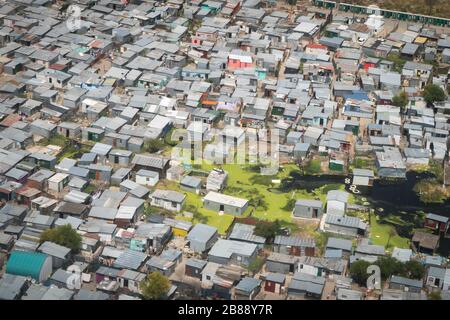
281, 171, 450, 256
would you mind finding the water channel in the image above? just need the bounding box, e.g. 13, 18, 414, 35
282, 171, 450, 256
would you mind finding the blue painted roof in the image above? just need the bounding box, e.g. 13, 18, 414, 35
6, 251, 49, 281
344, 91, 369, 101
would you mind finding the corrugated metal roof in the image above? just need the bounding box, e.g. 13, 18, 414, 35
229, 223, 265, 244
266, 272, 285, 283
38, 241, 71, 259
187, 223, 217, 243
208, 239, 256, 259
235, 277, 261, 293
91, 143, 112, 156
274, 235, 315, 247
325, 214, 365, 229
151, 189, 186, 203
114, 249, 147, 270
204, 191, 248, 208
326, 237, 353, 251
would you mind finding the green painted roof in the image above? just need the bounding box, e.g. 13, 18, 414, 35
6, 251, 49, 281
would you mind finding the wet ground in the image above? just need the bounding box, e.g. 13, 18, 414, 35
281, 171, 450, 256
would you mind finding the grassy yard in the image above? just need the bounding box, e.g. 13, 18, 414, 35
157, 179, 235, 234
57, 145, 91, 161
154, 159, 361, 234
176, 210, 235, 235
351, 157, 375, 170
158, 157, 419, 251
153, 162, 302, 231
386, 53, 407, 73
83, 184, 97, 195
38, 134, 91, 161
413, 179, 450, 204
200, 162, 301, 222
182, 191, 235, 235
369, 215, 410, 251
38, 134, 68, 147
304, 159, 322, 174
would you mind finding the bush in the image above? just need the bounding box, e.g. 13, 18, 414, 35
349, 260, 372, 286
282, 198, 296, 211
246, 256, 265, 276
245, 164, 262, 173
386, 53, 406, 73
140, 272, 171, 300
403, 260, 425, 280
320, 184, 342, 195
144, 139, 165, 153
392, 92, 408, 109
314, 232, 330, 255
40, 224, 82, 253
254, 219, 283, 242
375, 256, 406, 280
351, 256, 425, 288
428, 291, 442, 300
413, 179, 448, 204
164, 128, 179, 147
423, 84, 446, 104
428, 161, 444, 182
249, 175, 275, 186
305, 160, 321, 174
353, 157, 371, 169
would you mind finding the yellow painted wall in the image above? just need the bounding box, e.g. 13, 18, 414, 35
173, 228, 188, 237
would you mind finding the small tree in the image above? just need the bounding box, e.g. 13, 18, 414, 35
386, 228, 397, 249
246, 257, 265, 276
404, 260, 425, 280
282, 198, 296, 211
349, 260, 371, 286
425, 0, 438, 15
392, 92, 408, 111
140, 272, 171, 300
254, 219, 283, 242
423, 84, 446, 104
428, 291, 442, 300
144, 139, 165, 153
376, 256, 405, 281
40, 224, 82, 253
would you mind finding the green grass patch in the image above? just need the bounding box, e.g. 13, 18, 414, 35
320, 183, 343, 195
304, 159, 322, 174
57, 144, 91, 161
190, 162, 299, 222
369, 215, 410, 250
347, 210, 369, 221
249, 174, 277, 186
413, 179, 449, 204
157, 180, 235, 234
158, 159, 360, 230
164, 127, 179, 147
38, 134, 68, 147
386, 53, 407, 73
352, 157, 375, 170
83, 184, 97, 194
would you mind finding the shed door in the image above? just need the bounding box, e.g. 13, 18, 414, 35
290, 246, 300, 256
265, 281, 275, 292
313, 208, 318, 218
